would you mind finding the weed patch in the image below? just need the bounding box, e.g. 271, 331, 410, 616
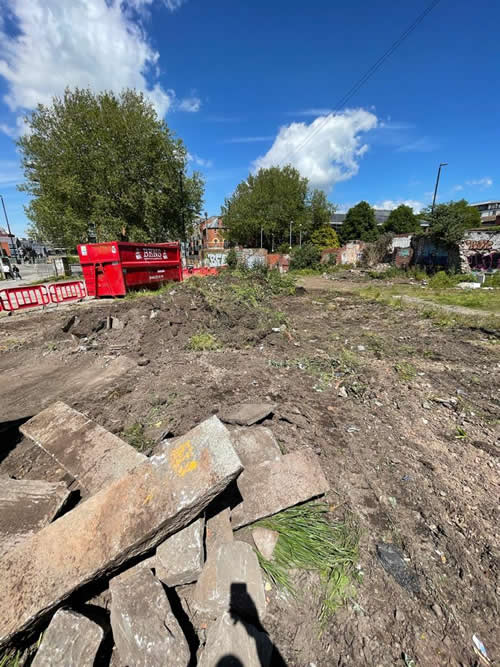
188, 332, 221, 351
394, 361, 417, 381
255, 503, 360, 626
121, 422, 154, 453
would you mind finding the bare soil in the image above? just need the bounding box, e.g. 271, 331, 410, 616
0, 273, 498, 666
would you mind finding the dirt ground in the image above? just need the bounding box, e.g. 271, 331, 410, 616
0, 272, 499, 666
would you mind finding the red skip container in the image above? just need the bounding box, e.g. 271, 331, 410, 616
77, 241, 182, 297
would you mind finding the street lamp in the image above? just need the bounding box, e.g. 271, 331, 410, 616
431, 163, 448, 214
0, 194, 17, 262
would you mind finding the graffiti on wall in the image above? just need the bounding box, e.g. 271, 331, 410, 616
467, 252, 500, 271
465, 240, 493, 251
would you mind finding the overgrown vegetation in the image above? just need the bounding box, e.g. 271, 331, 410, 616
188, 332, 221, 351
254, 503, 360, 626
121, 422, 155, 453
269, 347, 363, 393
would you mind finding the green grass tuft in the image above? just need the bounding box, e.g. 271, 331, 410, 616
394, 361, 417, 381
254, 503, 360, 626
121, 422, 154, 452
188, 332, 221, 351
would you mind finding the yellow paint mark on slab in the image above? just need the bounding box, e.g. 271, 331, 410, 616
170, 440, 198, 477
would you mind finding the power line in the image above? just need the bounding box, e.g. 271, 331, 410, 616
278, 0, 442, 166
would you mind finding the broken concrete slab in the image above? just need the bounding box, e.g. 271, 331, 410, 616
193, 540, 266, 620
20, 401, 146, 496
156, 517, 204, 586
198, 612, 273, 667
219, 402, 277, 426
31, 609, 104, 667
110, 566, 189, 667
0, 477, 70, 558
252, 527, 279, 561
231, 448, 329, 529
230, 426, 282, 466
0, 415, 243, 647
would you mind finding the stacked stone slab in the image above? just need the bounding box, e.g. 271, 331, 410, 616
0, 415, 243, 648
31, 609, 103, 667
0, 477, 70, 558
20, 401, 146, 497
110, 566, 190, 667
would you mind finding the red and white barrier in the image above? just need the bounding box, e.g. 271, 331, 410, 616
0, 284, 50, 311
0, 280, 87, 312
48, 280, 86, 303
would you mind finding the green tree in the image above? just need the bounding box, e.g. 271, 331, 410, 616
424, 199, 481, 245
383, 204, 420, 234
311, 225, 339, 250
340, 201, 379, 243
308, 189, 336, 228
222, 166, 309, 249
18, 87, 204, 248
222, 166, 336, 249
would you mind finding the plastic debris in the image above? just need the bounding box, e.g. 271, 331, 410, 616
472, 634, 491, 665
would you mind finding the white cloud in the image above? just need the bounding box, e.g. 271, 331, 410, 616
0, 160, 22, 185
287, 108, 334, 117
395, 137, 438, 152
452, 184, 464, 192
465, 177, 492, 189
223, 136, 274, 144
187, 153, 213, 168
178, 96, 201, 112
0, 0, 192, 135
374, 199, 425, 213
253, 109, 378, 190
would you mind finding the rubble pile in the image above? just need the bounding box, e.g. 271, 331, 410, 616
0, 401, 329, 665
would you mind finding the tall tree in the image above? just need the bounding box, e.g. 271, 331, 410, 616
383, 204, 420, 234
340, 201, 379, 243
222, 166, 336, 249
311, 225, 340, 250
18, 88, 204, 248
308, 188, 336, 228
424, 199, 481, 245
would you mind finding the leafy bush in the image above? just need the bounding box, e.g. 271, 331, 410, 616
226, 247, 238, 269
277, 242, 291, 254
484, 272, 500, 288
428, 270, 469, 288
289, 242, 321, 270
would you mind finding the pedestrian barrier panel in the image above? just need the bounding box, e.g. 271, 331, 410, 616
48, 281, 86, 303
0, 285, 50, 311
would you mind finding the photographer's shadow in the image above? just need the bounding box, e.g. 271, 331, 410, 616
215, 582, 287, 666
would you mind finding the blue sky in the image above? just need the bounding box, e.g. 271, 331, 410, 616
0, 0, 498, 236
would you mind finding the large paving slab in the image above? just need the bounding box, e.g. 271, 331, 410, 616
0, 477, 70, 558
0, 416, 243, 647
0, 354, 135, 423
231, 448, 330, 529
198, 611, 273, 667
110, 566, 189, 667
155, 517, 204, 586
20, 401, 146, 496
230, 426, 282, 466
219, 402, 277, 426
193, 540, 266, 620
31, 609, 104, 667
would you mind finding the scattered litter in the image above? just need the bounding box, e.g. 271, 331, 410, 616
338, 386, 348, 398
472, 634, 491, 665
376, 543, 420, 594
346, 425, 360, 433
